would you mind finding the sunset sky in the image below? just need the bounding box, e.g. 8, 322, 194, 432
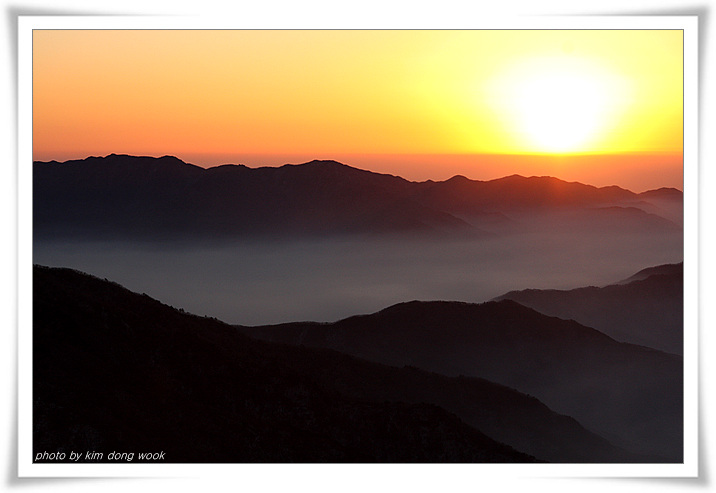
32, 29, 684, 191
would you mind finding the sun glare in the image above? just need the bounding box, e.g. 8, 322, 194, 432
513, 71, 606, 152
486, 57, 631, 154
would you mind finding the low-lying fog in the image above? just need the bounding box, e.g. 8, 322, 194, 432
34, 232, 682, 326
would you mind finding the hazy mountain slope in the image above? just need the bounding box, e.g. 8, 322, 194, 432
33, 266, 648, 463
617, 262, 683, 284
494, 263, 683, 354
242, 299, 683, 461
298, 359, 652, 463
628, 188, 683, 225
34, 154, 680, 240
414, 174, 637, 212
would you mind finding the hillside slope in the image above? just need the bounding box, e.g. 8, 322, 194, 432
494, 263, 683, 354
33, 266, 648, 463
243, 299, 683, 461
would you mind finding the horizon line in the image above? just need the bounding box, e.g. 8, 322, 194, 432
33, 152, 684, 194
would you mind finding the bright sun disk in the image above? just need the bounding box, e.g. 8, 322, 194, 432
487, 57, 628, 154
514, 71, 607, 153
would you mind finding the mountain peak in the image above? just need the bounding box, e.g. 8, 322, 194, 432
639, 187, 683, 199
288, 159, 350, 169
276, 159, 358, 173
305, 159, 345, 165
106, 153, 191, 165
616, 262, 683, 285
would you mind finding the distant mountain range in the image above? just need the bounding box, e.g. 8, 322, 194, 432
494, 263, 683, 354
240, 265, 684, 461
34, 265, 661, 463
33, 154, 683, 240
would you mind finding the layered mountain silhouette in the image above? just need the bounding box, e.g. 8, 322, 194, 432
34, 265, 657, 463
241, 298, 683, 461
494, 263, 683, 354
32, 154, 684, 464
33, 154, 682, 240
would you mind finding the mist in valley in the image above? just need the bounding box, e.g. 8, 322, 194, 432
33, 227, 682, 326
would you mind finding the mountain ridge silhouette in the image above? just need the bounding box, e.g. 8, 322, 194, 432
33, 264, 665, 463
241, 271, 683, 461
494, 263, 683, 354
34, 154, 682, 241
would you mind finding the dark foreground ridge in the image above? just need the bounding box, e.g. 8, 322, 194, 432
34, 266, 653, 463
243, 290, 683, 461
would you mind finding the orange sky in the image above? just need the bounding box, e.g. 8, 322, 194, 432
32, 29, 684, 190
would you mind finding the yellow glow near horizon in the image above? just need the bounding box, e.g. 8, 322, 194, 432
33, 29, 683, 169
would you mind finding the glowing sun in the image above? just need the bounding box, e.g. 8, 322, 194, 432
488, 57, 629, 154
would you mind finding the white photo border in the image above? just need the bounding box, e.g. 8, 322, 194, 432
17, 15, 699, 479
